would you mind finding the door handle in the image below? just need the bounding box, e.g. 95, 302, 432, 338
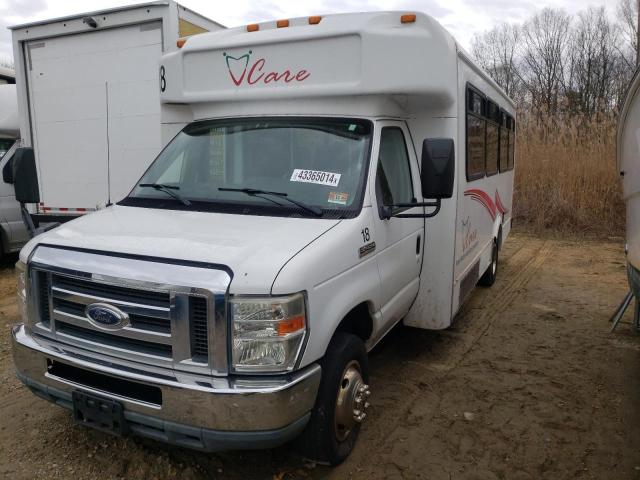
416, 235, 421, 255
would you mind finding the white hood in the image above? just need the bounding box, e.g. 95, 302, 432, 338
25, 205, 340, 294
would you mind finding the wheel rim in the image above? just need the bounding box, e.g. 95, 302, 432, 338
334, 360, 371, 442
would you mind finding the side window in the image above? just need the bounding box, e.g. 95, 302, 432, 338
466, 87, 485, 181
376, 127, 414, 208
507, 117, 516, 170
499, 110, 509, 172
486, 100, 499, 176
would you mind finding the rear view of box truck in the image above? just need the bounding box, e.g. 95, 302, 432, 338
10, 1, 223, 223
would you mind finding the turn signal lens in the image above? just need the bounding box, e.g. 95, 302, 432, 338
247, 23, 259, 32
276, 19, 289, 28
277, 315, 305, 336
176, 37, 187, 48
309, 16, 322, 25
401, 14, 416, 23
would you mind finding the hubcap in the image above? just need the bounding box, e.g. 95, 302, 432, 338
334, 361, 371, 442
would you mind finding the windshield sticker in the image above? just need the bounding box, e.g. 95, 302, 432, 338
290, 169, 341, 187
328, 191, 349, 205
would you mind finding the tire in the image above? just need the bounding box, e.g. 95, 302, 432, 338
478, 239, 498, 287
298, 332, 370, 465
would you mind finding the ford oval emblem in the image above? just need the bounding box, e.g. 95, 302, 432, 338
85, 303, 130, 331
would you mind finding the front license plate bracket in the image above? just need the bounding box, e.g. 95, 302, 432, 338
72, 390, 127, 436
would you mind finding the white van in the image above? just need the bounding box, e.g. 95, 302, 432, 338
0, 84, 29, 257
10, 1, 223, 223
11, 12, 516, 464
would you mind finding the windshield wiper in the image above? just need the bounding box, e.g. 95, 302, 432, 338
138, 183, 192, 206
218, 187, 322, 217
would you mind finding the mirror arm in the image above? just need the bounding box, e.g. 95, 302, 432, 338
382, 198, 442, 219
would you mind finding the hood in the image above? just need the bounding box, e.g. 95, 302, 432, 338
26, 205, 340, 294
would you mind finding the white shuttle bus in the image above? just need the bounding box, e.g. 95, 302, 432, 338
12, 12, 515, 464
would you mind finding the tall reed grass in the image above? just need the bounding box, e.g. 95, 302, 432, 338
513, 113, 624, 236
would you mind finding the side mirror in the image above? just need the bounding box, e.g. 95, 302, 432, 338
2, 154, 13, 184
421, 138, 454, 199
12, 147, 40, 204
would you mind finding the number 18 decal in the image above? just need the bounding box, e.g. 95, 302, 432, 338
361, 228, 370, 242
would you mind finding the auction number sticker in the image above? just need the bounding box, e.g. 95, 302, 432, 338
290, 169, 341, 187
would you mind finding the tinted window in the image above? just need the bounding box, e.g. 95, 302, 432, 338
499, 111, 509, 172
376, 127, 414, 206
466, 113, 485, 180
508, 117, 516, 170
486, 122, 499, 176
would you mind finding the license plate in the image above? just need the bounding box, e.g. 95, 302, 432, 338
72, 391, 126, 436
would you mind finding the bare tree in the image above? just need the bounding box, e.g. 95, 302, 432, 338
617, 0, 638, 68
520, 8, 571, 114
471, 23, 522, 100
565, 7, 622, 115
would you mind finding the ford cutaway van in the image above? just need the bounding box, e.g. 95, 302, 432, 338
12, 12, 516, 465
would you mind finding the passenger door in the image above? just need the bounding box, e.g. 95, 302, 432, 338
370, 122, 424, 332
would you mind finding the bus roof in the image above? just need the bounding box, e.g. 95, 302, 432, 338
160, 11, 513, 112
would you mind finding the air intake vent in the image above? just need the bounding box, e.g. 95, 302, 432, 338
37, 271, 51, 325
190, 297, 208, 362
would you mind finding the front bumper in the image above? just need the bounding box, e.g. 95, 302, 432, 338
12, 324, 321, 451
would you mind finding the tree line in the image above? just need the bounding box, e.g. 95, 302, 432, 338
472, 0, 639, 117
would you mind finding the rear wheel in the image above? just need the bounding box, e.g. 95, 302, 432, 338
479, 239, 498, 287
299, 332, 370, 465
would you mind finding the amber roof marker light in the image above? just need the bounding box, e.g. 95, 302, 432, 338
246, 23, 259, 32
309, 16, 322, 25
401, 14, 417, 23
176, 37, 187, 48
276, 19, 290, 28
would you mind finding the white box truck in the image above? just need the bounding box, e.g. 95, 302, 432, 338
10, 1, 223, 222
11, 12, 516, 464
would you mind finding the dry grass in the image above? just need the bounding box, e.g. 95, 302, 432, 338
513, 113, 625, 236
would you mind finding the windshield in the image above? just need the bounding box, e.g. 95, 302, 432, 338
121, 117, 373, 218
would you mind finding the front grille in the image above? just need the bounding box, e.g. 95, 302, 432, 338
37, 271, 51, 326
34, 270, 213, 371
190, 297, 209, 361
53, 274, 170, 308
57, 322, 173, 358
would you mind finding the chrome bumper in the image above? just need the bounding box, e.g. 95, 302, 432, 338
12, 324, 321, 451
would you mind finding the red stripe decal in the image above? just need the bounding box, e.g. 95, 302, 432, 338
494, 190, 509, 215
464, 188, 497, 220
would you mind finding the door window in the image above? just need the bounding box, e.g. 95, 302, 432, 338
376, 127, 414, 209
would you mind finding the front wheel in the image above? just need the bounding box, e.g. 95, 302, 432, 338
298, 332, 370, 465
478, 239, 498, 287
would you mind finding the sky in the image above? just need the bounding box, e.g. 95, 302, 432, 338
0, 0, 619, 66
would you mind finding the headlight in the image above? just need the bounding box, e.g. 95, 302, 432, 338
231, 292, 307, 373
16, 260, 27, 323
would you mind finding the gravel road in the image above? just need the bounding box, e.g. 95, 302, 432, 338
1, 232, 639, 479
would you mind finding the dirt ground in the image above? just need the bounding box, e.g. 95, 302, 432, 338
1, 232, 640, 480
